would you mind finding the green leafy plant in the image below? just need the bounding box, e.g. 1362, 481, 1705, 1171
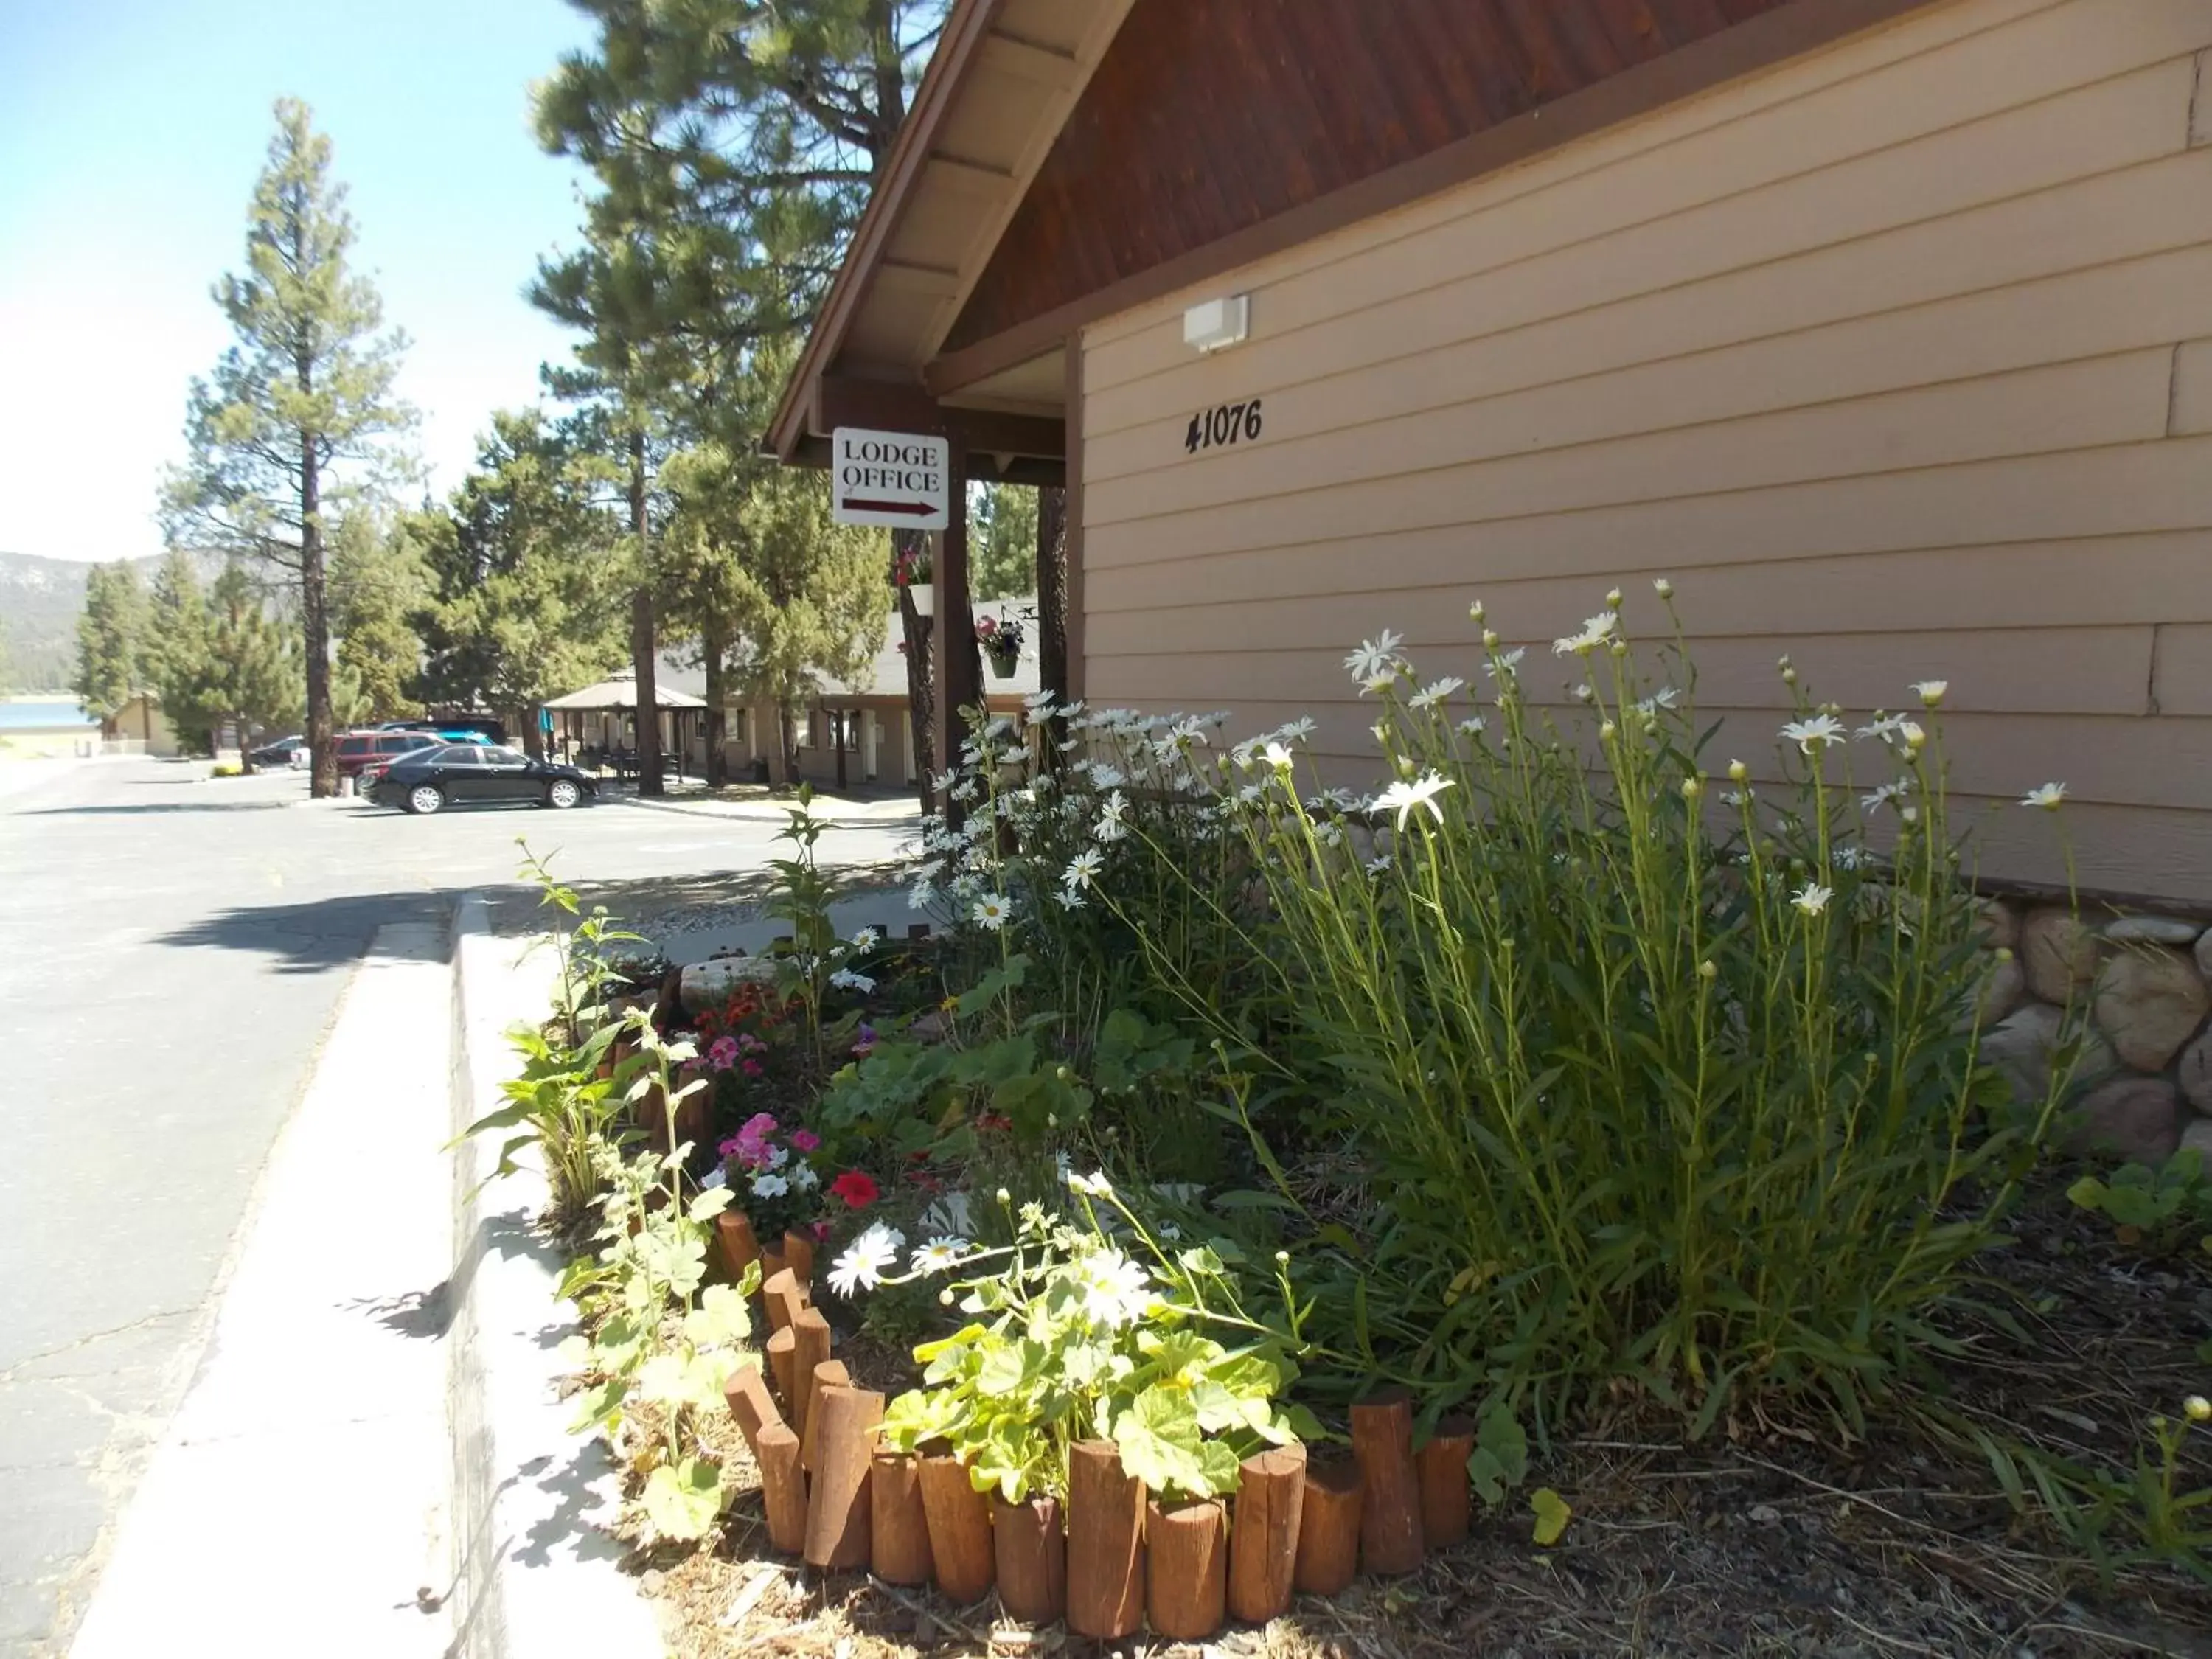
2070, 1150, 2212, 1256
865, 1177, 1316, 1505
557, 1015, 756, 1543
1040, 590, 2076, 1437
455, 844, 650, 1222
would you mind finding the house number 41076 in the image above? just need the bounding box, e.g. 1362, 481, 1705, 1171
1183, 398, 1263, 453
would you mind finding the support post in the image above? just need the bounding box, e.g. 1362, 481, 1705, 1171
930, 436, 978, 815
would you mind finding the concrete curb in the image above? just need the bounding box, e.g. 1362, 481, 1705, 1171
605, 789, 923, 827
445, 895, 660, 1659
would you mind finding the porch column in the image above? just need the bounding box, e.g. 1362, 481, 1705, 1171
930, 436, 978, 813
862, 709, 879, 781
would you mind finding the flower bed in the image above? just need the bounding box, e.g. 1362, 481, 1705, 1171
474, 591, 2212, 1656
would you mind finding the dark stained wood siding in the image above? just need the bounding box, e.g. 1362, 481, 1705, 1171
942, 0, 1797, 354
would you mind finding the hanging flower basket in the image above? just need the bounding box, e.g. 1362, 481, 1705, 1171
907, 582, 935, 618
987, 647, 1020, 680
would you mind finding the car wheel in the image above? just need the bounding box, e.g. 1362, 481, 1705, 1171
545, 779, 582, 810
407, 784, 445, 816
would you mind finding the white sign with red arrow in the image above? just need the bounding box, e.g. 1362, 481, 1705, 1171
830, 427, 950, 531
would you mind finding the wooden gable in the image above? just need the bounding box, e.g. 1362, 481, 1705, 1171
939, 0, 1803, 359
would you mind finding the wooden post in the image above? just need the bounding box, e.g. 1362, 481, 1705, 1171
803, 1386, 885, 1570
799, 1360, 851, 1475
1352, 1388, 1425, 1576
765, 1326, 797, 1403
1066, 1440, 1144, 1639
1228, 1444, 1306, 1624
723, 1364, 779, 1459
992, 1495, 1066, 1625
1293, 1456, 1363, 1596
1147, 1497, 1228, 1641
759, 1252, 789, 1310
1416, 1416, 1476, 1550
788, 1311, 833, 1444
714, 1211, 760, 1285
917, 1450, 995, 1604
870, 1450, 935, 1587
929, 436, 977, 818
761, 1268, 803, 1333
756, 1422, 809, 1555
782, 1228, 816, 1288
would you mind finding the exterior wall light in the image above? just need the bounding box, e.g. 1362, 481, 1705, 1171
1183, 293, 1250, 353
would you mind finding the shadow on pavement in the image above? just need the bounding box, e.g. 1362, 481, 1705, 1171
150, 891, 459, 972
18, 799, 294, 815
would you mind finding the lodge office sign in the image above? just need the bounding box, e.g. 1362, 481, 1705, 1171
830, 428, 950, 531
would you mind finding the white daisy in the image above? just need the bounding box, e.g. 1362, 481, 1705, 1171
1088, 762, 1125, 790
1860, 780, 1909, 814
849, 927, 880, 950
827, 1222, 907, 1298
1261, 740, 1294, 771
1791, 883, 1833, 917
972, 894, 1014, 931
1911, 680, 1948, 708
1063, 848, 1103, 891
1064, 1169, 1114, 1198
1779, 714, 1847, 754
1076, 1248, 1154, 1329
1856, 713, 1908, 744
908, 880, 936, 911
1360, 671, 1398, 697
1484, 648, 1526, 679
1344, 630, 1405, 681
908, 1237, 970, 1276
828, 967, 875, 993
1552, 613, 1618, 655
2020, 782, 2067, 810
1458, 717, 1486, 737
1635, 688, 1680, 714
1372, 771, 1456, 829
1276, 717, 1317, 743
1410, 676, 1466, 710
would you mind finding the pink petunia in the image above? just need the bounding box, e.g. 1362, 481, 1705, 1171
706, 1035, 740, 1072
790, 1129, 819, 1153
740, 1059, 765, 1079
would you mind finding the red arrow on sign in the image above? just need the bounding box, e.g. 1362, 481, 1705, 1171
842, 497, 936, 517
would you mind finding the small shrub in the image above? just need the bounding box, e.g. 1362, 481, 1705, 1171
2070, 1150, 2212, 1256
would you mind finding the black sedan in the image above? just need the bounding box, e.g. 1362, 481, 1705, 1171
366, 744, 597, 815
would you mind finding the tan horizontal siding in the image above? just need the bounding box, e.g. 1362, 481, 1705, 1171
1085, 0, 2201, 396
1089, 61, 2198, 450
1082, 0, 2092, 364
1075, 0, 2212, 900
1080, 535, 2212, 653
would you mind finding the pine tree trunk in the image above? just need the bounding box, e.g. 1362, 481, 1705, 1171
703, 629, 726, 788
764, 697, 790, 787
302, 449, 333, 796
628, 428, 663, 797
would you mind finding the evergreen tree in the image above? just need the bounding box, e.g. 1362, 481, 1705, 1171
161, 99, 414, 797
147, 550, 215, 752
656, 442, 754, 786
72, 561, 147, 719
187, 563, 302, 765
410, 410, 630, 736
329, 505, 425, 723
970, 484, 1039, 601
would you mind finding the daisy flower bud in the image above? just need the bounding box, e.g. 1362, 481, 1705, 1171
2187, 1395, 2210, 1422
1481, 628, 1500, 649
1469, 600, 1486, 622
1599, 720, 1616, 741
1681, 776, 1704, 801
1781, 667, 1798, 685
1653, 577, 1673, 598
1728, 759, 1749, 783
1697, 959, 1717, 980
1606, 587, 1624, 608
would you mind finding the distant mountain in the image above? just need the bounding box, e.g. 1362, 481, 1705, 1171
0, 549, 175, 693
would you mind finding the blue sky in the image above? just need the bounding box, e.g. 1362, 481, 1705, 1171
0, 0, 602, 563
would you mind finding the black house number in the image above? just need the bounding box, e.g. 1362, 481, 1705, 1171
1183, 398, 1263, 453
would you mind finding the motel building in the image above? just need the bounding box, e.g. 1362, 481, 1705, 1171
771, 0, 2212, 908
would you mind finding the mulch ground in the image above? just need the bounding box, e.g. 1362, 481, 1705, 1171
594, 1188, 2212, 1659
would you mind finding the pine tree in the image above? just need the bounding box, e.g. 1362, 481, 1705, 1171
162, 99, 414, 797
970, 484, 1040, 602
147, 551, 215, 753
329, 505, 426, 723
410, 410, 630, 737
72, 561, 147, 719
195, 563, 302, 764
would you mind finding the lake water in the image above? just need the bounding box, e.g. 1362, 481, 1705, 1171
0, 698, 95, 731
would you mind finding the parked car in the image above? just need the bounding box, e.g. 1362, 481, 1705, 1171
248, 735, 310, 768
335, 730, 442, 780
380, 715, 509, 745
367, 745, 597, 815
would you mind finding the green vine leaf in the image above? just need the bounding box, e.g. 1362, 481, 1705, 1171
642, 1456, 725, 1543
1530, 1486, 1572, 1546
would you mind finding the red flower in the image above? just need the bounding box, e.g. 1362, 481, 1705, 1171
829, 1170, 879, 1209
